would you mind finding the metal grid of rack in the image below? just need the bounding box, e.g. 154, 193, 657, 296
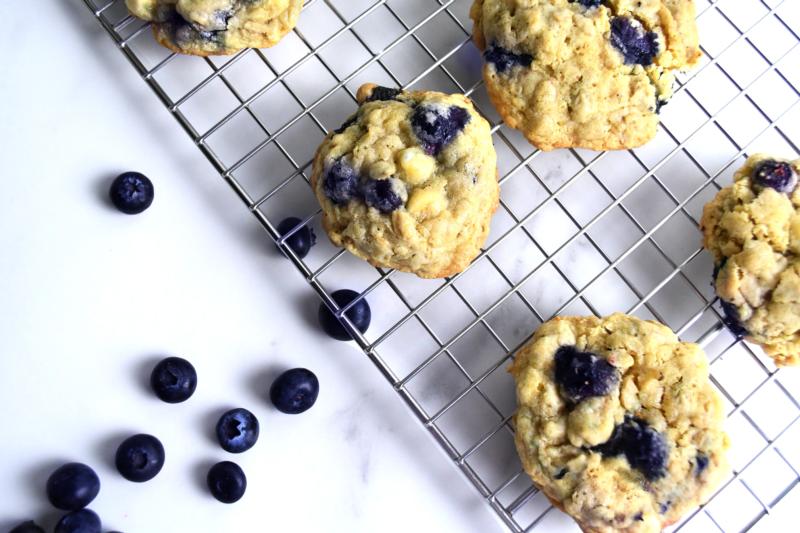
82, 0, 800, 530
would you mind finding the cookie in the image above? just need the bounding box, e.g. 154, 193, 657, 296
125, 0, 302, 56
310, 84, 499, 279
700, 154, 800, 366
510, 313, 729, 533
470, 0, 701, 151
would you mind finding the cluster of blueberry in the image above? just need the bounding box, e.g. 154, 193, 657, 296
8, 355, 320, 533
6, 173, 376, 532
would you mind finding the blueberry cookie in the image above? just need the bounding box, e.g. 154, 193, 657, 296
510, 314, 729, 533
701, 155, 800, 366
310, 84, 499, 279
470, 0, 701, 151
125, 0, 302, 56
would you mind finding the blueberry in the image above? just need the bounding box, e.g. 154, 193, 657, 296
323, 160, 360, 204
109, 172, 154, 215
484, 45, 533, 73
361, 179, 404, 213
334, 114, 358, 134
659, 501, 671, 514
752, 159, 798, 193
411, 105, 471, 155
553, 468, 568, 480
594, 417, 668, 480
115, 434, 165, 482
207, 461, 247, 504
554, 346, 618, 403
150, 356, 197, 404
54, 509, 101, 533
634, 513, 644, 521
609, 17, 659, 66
8, 521, 45, 533
270, 368, 320, 415
276, 217, 317, 259
318, 289, 371, 341
695, 454, 709, 474
215, 408, 260, 453
571, 0, 604, 8
720, 300, 748, 338
210, 9, 234, 30
46, 463, 100, 511
365, 86, 403, 102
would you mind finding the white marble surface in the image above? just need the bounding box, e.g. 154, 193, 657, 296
0, 2, 504, 532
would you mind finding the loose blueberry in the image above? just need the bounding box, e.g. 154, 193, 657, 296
484, 45, 533, 74
215, 408, 260, 453
46, 463, 100, 511
270, 368, 320, 415
109, 172, 154, 215
571, 0, 604, 8
720, 300, 748, 338
752, 160, 798, 193
8, 521, 45, 533
318, 289, 371, 341
54, 509, 101, 533
334, 114, 358, 134
365, 86, 403, 102
554, 345, 618, 403
150, 356, 197, 404
207, 461, 247, 504
411, 105, 471, 155
594, 417, 668, 481
362, 179, 404, 213
695, 454, 709, 475
323, 160, 360, 204
115, 434, 165, 482
276, 217, 317, 259
609, 17, 659, 66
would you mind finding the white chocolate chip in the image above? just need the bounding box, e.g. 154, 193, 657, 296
398, 147, 436, 185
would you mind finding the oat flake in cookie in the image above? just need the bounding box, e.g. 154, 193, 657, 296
510, 314, 729, 533
125, 0, 302, 56
311, 84, 499, 279
701, 154, 800, 366
470, 0, 701, 151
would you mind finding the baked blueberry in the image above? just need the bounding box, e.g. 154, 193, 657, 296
276, 217, 317, 259
323, 160, 360, 204
365, 86, 403, 102
207, 461, 247, 504
571, 0, 604, 8
720, 300, 748, 338
8, 521, 45, 533
54, 509, 101, 533
695, 454, 709, 475
215, 408, 260, 453
361, 179, 404, 213
334, 114, 358, 134
411, 105, 471, 155
484, 45, 533, 73
595, 417, 668, 481
554, 346, 618, 403
115, 434, 165, 482
752, 160, 798, 193
270, 368, 320, 414
109, 172, 154, 215
150, 356, 197, 404
46, 463, 100, 511
318, 289, 371, 341
609, 17, 659, 66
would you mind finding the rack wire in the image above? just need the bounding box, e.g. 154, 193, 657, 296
82, 0, 800, 530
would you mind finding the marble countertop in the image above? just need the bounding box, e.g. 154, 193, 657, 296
0, 2, 504, 532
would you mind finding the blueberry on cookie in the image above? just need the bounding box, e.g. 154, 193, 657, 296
701, 154, 800, 366
470, 0, 701, 150
310, 83, 499, 278
510, 313, 729, 532
125, 0, 303, 56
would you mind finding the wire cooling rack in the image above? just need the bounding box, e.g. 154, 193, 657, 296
83, 0, 800, 531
